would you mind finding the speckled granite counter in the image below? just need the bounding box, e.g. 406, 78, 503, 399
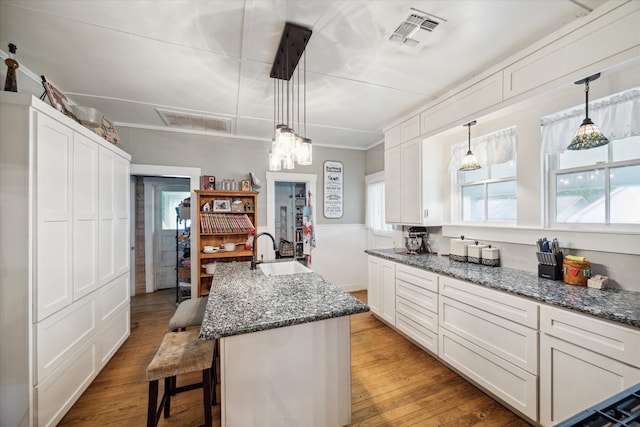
366, 248, 640, 329
199, 261, 369, 339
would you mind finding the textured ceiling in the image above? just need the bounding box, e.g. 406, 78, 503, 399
0, 0, 611, 149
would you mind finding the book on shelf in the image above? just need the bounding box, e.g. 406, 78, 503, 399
200, 213, 255, 234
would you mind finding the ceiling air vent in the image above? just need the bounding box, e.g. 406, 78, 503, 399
156, 108, 233, 134
389, 8, 445, 46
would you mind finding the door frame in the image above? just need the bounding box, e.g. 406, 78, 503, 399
266, 172, 317, 262
129, 164, 201, 295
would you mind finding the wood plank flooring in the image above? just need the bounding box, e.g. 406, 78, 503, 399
59, 289, 532, 426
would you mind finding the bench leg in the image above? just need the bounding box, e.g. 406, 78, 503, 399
163, 377, 172, 418
147, 380, 159, 427
202, 368, 213, 427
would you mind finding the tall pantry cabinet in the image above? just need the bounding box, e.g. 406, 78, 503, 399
0, 93, 131, 427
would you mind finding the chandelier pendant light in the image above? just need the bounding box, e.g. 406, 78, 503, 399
269, 22, 313, 171
568, 72, 609, 150
459, 120, 480, 171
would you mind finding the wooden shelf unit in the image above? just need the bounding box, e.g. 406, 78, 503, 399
195, 190, 258, 296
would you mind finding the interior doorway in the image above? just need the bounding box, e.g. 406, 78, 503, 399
275, 182, 307, 263
129, 164, 200, 296
266, 172, 317, 265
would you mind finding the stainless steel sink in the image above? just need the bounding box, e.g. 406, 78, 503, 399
259, 261, 312, 276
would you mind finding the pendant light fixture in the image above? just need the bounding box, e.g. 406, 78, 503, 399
459, 120, 480, 171
269, 22, 313, 171
568, 72, 609, 150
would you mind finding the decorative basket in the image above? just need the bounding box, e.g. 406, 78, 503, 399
279, 240, 294, 257
563, 258, 591, 286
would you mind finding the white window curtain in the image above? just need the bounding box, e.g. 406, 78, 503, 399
541, 87, 640, 155
448, 126, 517, 171
365, 172, 392, 231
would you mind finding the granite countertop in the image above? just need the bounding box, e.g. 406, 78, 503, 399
366, 248, 640, 329
199, 261, 369, 340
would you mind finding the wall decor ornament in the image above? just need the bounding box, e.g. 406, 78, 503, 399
323, 160, 343, 219
4, 43, 19, 92
40, 75, 79, 122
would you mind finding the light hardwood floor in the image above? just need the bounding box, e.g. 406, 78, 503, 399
59, 289, 532, 426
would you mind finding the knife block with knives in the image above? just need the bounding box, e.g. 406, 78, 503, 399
536, 237, 563, 280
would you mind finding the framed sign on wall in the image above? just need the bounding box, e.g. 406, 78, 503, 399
323, 160, 343, 218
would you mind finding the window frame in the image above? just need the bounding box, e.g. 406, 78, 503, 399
365, 171, 394, 237
547, 154, 640, 231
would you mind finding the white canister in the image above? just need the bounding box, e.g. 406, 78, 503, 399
450, 237, 471, 262
481, 246, 500, 267
468, 242, 487, 264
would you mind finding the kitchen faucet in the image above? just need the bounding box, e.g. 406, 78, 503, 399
251, 232, 278, 270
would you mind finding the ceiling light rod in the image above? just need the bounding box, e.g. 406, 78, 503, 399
459, 120, 481, 171
567, 72, 609, 150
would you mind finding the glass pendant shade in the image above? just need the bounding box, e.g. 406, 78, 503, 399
568, 118, 609, 150
295, 136, 312, 165
568, 72, 609, 150
460, 150, 481, 171
459, 120, 480, 171
269, 149, 282, 171
282, 153, 295, 170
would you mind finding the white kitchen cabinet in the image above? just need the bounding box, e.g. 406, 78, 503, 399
395, 264, 438, 354
366, 256, 381, 315
438, 276, 539, 421
539, 305, 640, 426
400, 115, 420, 143
384, 142, 401, 223
366, 255, 395, 326
384, 131, 442, 226
0, 93, 131, 427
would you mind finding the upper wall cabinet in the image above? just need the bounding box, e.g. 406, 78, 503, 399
400, 116, 420, 143
503, 3, 640, 100
419, 73, 503, 137
384, 126, 442, 226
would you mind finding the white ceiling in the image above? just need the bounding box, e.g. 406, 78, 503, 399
0, 0, 611, 150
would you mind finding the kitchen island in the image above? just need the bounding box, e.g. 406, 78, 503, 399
199, 261, 369, 426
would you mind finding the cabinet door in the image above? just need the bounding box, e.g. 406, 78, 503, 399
380, 259, 396, 325
384, 145, 401, 223
98, 149, 129, 282
400, 138, 422, 224
36, 113, 74, 320
113, 155, 130, 277
366, 256, 381, 315
540, 333, 640, 426
422, 137, 442, 226
73, 133, 99, 299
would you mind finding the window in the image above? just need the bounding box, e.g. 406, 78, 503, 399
365, 172, 392, 233
161, 191, 191, 230
451, 126, 517, 223
543, 87, 640, 227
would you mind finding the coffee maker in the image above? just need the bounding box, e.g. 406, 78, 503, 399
408, 227, 430, 253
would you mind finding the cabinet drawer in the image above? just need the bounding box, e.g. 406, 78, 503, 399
397, 296, 438, 333
541, 305, 640, 368
439, 328, 537, 421
440, 296, 538, 375
396, 279, 437, 315
396, 313, 437, 355
35, 340, 97, 427
97, 304, 130, 368
440, 276, 538, 328
36, 295, 97, 383
396, 264, 438, 293
98, 273, 129, 323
